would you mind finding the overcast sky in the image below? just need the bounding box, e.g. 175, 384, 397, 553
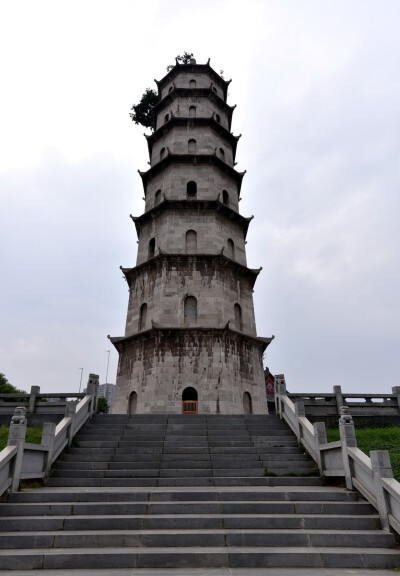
1, 0, 399, 396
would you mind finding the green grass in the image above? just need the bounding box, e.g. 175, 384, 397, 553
0, 426, 42, 451
326, 425, 400, 482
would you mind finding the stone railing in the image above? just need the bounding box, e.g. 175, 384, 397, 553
275, 375, 400, 536
287, 386, 400, 424
0, 374, 99, 496
0, 388, 86, 415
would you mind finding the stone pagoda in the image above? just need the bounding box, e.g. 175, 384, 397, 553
110, 58, 273, 414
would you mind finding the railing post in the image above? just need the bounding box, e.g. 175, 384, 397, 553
294, 401, 305, 444
370, 450, 393, 532
41, 422, 56, 476
339, 406, 357, 489
275, 374, 286, 419
333, 385, 344, 416
313, 421, 327, 475
64, 401, 76, 446
86, 373, 99, 418
392, 386, 400, 414
28, 386, 40, 413
7, 407, 27, 492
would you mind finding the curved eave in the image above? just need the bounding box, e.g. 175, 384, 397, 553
139, 154, 246, 194
153, 88, 234, 127
131, 199, 253, 239
120, 252, 262, 289
146, 117, 240, 161
155, 62, 230, 100
108, 326, 271, 353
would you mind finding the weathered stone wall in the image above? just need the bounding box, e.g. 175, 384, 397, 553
136, 206, 247, 266
144, 164, 240, 211
112, 329, 267, 415
124, 256, 258, 337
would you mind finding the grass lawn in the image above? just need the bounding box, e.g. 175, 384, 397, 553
0, 426, 42, 451
326, 426, 400, 482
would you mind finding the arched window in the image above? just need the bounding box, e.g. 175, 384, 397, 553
234, 303, 242, 331
164, 113, 169, 123
219, 147, 225, 160
185, 230, 197, 253
222, 190, 229, 205
189, 79, 196, 88
139, 303, 147, 331
215, 113, 221, 123
187, 181, 197, 198
128, 391, 137, 415
227, 238, 235, 259
184, 296, 197, 322
148, 238, 155, 259
188, 139, 196, 153
243, 392, 252, 414
154, 190, 161, 206
189, 106, 196, 118
160, 147, 166, 160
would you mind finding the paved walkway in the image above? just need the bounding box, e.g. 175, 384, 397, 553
0, 569, 398, 575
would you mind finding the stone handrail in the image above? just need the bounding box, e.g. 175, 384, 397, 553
287, 387, 400, 421
0, 374, 99, 495
275, 374, 400, 536
0, 389, 86, 415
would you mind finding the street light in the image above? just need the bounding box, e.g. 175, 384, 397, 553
78, 368, 83, 393
105, 350, 110, 384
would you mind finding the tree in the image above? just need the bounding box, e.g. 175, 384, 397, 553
97, 396, 109, 414
130, 54, 195, 131
129, 88, 159, 131
0, 373, 25, 395
166, 52, 194, 71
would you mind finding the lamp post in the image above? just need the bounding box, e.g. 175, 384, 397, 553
78, 368, 83, 393
105, 350, 110, 385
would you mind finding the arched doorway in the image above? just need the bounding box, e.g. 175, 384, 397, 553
243, 392, 252, 414
128, 391, 137, 415
182, 387, 198, 414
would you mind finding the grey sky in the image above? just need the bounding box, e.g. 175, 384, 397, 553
1, 0, 399, 395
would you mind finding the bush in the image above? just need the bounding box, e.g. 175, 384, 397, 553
97, 397, 109, 414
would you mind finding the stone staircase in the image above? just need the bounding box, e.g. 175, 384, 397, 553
0, 414, 399, 569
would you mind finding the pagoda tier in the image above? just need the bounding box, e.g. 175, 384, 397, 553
109, 326, 271, 415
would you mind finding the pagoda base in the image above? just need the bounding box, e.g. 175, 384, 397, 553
110, 327, 270, 415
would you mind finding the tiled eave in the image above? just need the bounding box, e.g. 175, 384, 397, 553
108, 326, 272, 354
155, 62, 230, 100
130, 198, 253, 240
153, 88, 234, 127
120, 252, 261, 289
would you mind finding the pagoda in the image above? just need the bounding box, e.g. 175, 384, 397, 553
109, 58, 273, 414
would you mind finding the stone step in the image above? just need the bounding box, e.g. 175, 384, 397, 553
4, 413, 392, 570
7, 488, 359, 503
0, 513, 379, 531
1, 546, 400, 570
0, 529, 394, 549
0, 500, 375, 517
45, 475, 325, 487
